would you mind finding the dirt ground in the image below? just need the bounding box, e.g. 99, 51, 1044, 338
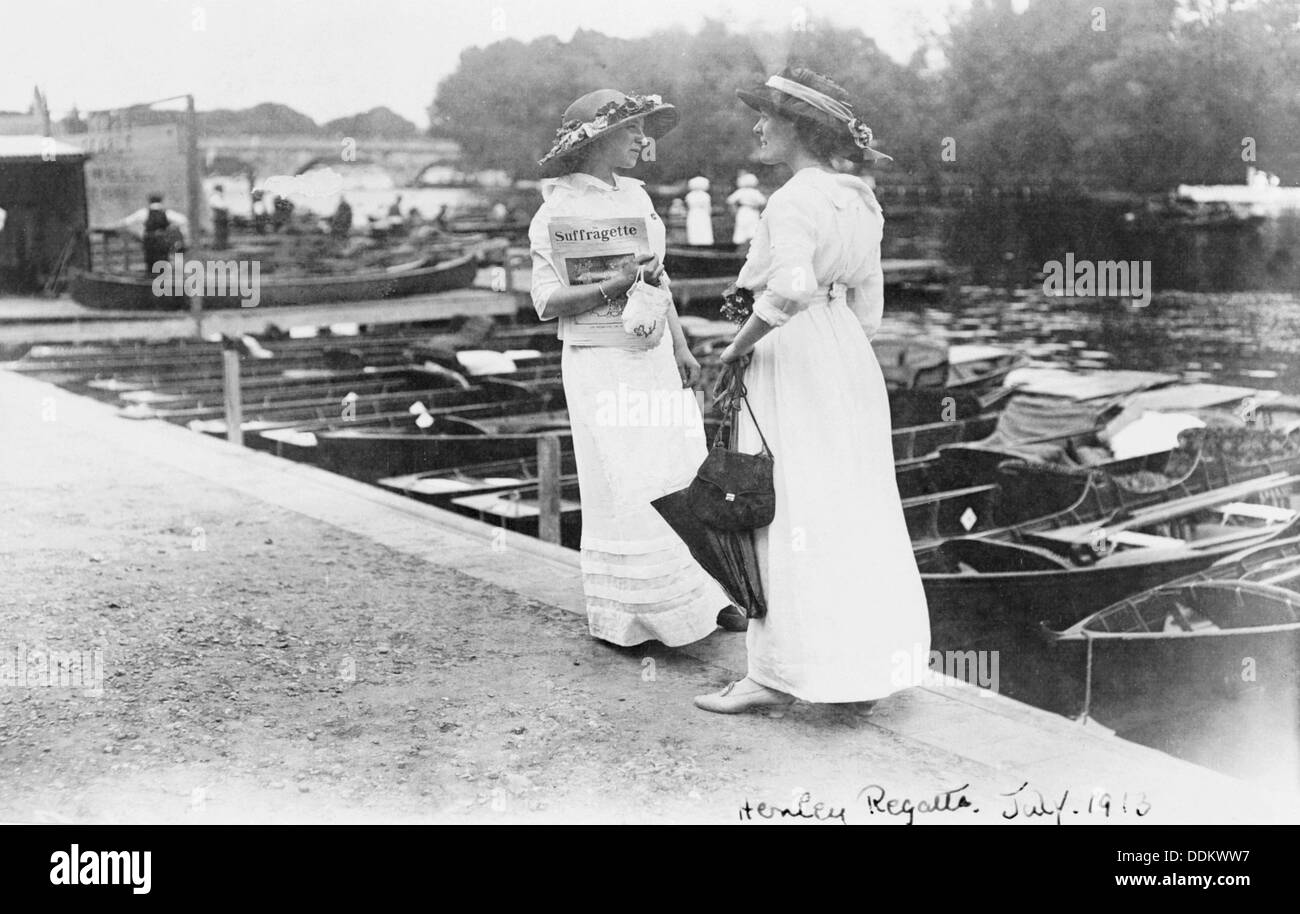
11, 371, 1287, 825
1, 409, 918, 824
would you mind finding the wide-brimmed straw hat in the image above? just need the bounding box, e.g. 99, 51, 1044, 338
737, 71, 892, 163
537, 89, 679, 178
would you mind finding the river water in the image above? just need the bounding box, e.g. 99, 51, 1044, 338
872, 279, 1300, 795
879, 287, 1300, 398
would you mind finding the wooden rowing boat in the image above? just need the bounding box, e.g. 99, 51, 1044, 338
918, 461, 1300, 635
447, 477, 584, 549
1041, 535, 1300, 723
67, 251, 479, 312
664, 244, 747, 279
315, 411, 575, 480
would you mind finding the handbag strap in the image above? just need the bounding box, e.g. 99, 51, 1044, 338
712, 365, 772, 458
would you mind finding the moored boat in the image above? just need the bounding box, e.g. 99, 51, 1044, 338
314, 411, 574, 480
446, 477, 584, 549
1041, 534, 1300, 723
918, 462, 1300, 633
664, 243, 747, 279
912, 424, 1299, 544
377, 451, 580, 509
68, 251, 479, 312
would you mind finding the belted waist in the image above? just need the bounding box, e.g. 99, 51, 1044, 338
808, 281, 849, 306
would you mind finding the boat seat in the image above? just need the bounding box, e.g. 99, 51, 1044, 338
1219, 502, 1296, 524
1108, 530, 1186, 549
439, 416, 490, 435
1161, 601, 1215, 633
938, 536, 1074, 572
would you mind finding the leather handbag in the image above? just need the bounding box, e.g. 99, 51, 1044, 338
688, 370, 775, 531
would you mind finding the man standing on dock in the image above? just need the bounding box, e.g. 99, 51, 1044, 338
209, 184, 230, 250
142, 194, 175, 273
331, 196, 353, 240
111, 194, 188, 273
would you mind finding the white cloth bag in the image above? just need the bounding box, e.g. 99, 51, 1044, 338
620, 267, 670, 346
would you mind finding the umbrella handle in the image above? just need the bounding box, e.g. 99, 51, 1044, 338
710, 363, 772, 458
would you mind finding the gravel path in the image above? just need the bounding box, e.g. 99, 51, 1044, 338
1, 398, 905, 823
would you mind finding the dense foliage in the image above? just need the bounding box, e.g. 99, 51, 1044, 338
428, 0, 1300, 192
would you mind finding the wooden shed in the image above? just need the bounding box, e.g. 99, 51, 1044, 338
0, 136, 90, 294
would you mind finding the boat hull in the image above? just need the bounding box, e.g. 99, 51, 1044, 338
68, 253, 478, 312
917, 544, 1292, 715
315, 430, 575, 480
1046, 628, 1300, 723
664, 245, 747, 279
922, 541, 1277, 634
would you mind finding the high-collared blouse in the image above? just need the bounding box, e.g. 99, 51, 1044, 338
736, 167, 885, 337
527, 172, 668, 337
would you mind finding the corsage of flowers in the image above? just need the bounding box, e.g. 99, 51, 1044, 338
720, 282, 754, 324
847, 118, 875, 150
548, 94, 665, 159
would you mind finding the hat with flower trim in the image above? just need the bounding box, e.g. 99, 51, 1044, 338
538, 89, 679, 178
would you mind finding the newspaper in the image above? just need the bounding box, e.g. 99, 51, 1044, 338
548, 216, 658, 349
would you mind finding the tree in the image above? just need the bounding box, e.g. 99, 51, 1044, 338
428, 22, 933, 185
323, 107, 419, 139
426, 3, 1300, 193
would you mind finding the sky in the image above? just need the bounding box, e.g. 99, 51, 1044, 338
4, 0, 980, 128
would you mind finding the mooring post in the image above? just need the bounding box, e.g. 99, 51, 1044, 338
220, 336, 243, 446
190, 292, 205, 340
504, 250, 517, 294
537, 434, 562, 544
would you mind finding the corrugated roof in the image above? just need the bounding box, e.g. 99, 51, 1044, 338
0, 135, 89, 162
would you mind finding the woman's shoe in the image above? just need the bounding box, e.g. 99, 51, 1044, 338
694, 678, 794, 714
716, 605, 749, 632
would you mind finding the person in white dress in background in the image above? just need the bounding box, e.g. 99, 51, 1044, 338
684, 176, 714, 245
529, 89, 745, 647
726, 172, 766, 246
695, 67, 932, 713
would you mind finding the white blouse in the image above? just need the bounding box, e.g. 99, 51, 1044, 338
736, 167, 885, 337
527, 172, 668, 339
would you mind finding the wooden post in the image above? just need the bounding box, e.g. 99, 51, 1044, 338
503, 251, 516, 294
537, 434, 562, 545
190, 291, 204, 339
185, 94, 202, 249
221, 339, 243, 446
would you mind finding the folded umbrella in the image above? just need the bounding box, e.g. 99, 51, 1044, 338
652, 486, 767, 618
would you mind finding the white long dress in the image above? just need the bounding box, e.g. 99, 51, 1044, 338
727, 186, 767, 245
734, 167, 931, 702
684, 189, 714, 246
529, 172, 729, 647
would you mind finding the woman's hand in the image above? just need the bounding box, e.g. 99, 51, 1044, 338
718, 344, 749, 365
675, 346, 701, 388
590, 254, 664, 296
622, 253, 665, 286
710, 357, 748, 409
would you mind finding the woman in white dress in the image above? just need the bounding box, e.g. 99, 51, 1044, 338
684, 177, 714, 245
694, 68, 932, 713
726, 173, 766, 246
530, 90, 744, 646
